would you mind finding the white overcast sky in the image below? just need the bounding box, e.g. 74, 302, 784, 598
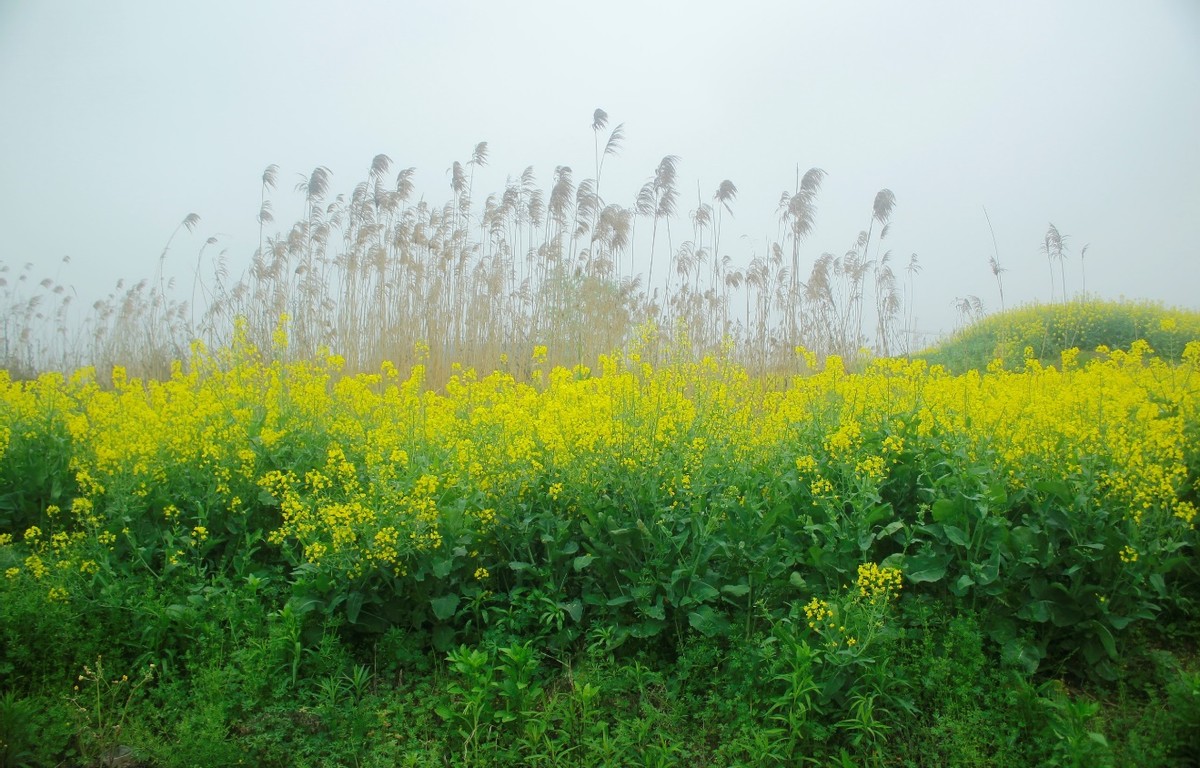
1, 0, 1198, 338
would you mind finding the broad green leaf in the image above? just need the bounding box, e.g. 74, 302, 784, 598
879, 520, 906, 538
430, 594, 460, 621
1017, 600, 1052, 623
573, 554, 595, 572
905, 552, 950, 583
688, 606, 730, 638
863, 503, 894, 527
641, 600, 666, 621
564, 599, 583, 623
1106, 614, 1134, 630
1001, 637, 1043, 675
879, 552, 905, 571
972, 552, 1001, 586
689, 581, 720, 602
987, 481, 1008, 507
431, 624, 456, 651
857, 528, 876, 552
952, 574, 975, 596
1048, 598, 1083, 627
943, 525, 970, 547
630, 619, 665, 638
931, 498, 962, 525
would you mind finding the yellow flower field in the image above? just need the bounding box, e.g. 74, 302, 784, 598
1, 325, 1198, 766
2, 331, 1196, 570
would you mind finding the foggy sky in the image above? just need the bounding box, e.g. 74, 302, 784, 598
1, 0, 1198, 340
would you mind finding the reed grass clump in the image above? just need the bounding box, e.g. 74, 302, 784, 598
3, 112, 923, 385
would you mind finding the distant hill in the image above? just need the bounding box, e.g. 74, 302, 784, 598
918, 299, 1200, 373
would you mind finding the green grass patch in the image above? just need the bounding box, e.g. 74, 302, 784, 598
920, 299, 1200, 373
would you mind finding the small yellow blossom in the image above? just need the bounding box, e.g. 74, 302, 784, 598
803, 597, 833, 629
857, 562, 903, 602
23, 555, 47, 579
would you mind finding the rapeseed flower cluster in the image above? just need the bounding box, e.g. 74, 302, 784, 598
803, 597, 833, 629
856, 562, 903, 602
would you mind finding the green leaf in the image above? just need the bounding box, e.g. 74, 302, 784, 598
641, 599, 666, 621
430, 594, 460, 621
345, 591, 363, 624
863, 503, 894, 527
1092, 621, 1118, 660
987, 481, 1008, 507
905, 552, 951, 583
931, 498, 962, 525
564, 599, 583, 623
1106, 614, 1134, 630
630, 619, 665, 638
857, 527, 876, 552
1048, 598, 1083, 627
952, 574, 975, 596
879, 520, 906, 538
431, 624, 456, 651
1033, 479, 1072, 502
573, 554, 595, 572
1017, 600, 1052, 623
943, 525, 970, 547
688, 606, 730, 638
971, 551, 1001, 586
721, 584, 751, 598
1001, 637, 1043, 675
288, 596, 322, 616
789, 571, 808, 589
689, 581, 720, 602
879, 552, 905, 570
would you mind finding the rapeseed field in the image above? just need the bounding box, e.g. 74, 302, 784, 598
1, 323, 1197, 766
